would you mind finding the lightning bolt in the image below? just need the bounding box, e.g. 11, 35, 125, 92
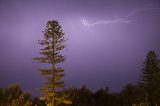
82, 2, 160, 27
82, 19, 132, 26
123, 7, 160, 20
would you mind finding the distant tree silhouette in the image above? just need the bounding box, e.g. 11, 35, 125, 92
109, 92, 123, 106
138, 51, 160, 106
2, 82, 157, 106
94, 87, 123, 106
33, 20, 71, 106
94, 87, 109, 106
76, 85, 95, 106
32, 97, 46, 106
121, 84, 145, 106
64, 86, 95, 106
0, 83, 32, 106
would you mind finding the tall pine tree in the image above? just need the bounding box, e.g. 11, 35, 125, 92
33, 20, 71, 106
138, 51, 160, 106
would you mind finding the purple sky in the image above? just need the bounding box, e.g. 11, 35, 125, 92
0, 0, 160, 96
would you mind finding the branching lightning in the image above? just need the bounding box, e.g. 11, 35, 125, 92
82, 2, 160, 26
82, 19, 132, 26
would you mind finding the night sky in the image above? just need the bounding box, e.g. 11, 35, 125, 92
0, 0, 160, 96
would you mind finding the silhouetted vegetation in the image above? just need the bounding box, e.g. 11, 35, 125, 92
0, 83, 32, 106
33, 20, 71, 106
2, 82, 160, 106
138, 51, 160, 106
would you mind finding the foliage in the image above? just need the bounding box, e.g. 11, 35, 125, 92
11, 93, 32, 106
138, 51, 160, 106
0, 83, 32, 106
2, 82, 160, 106
61, 85, 145, 106
94, 87, 122, 106
121, 84, 146, 106
94, 87, 109, 106
63, 86, 95, 106
33, 20, 71, 106
32, 97, 46, 106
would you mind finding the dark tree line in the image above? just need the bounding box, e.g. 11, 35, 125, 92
1, 82, 159, 106
60, 84, 158, 106
0, 83, 32, 106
